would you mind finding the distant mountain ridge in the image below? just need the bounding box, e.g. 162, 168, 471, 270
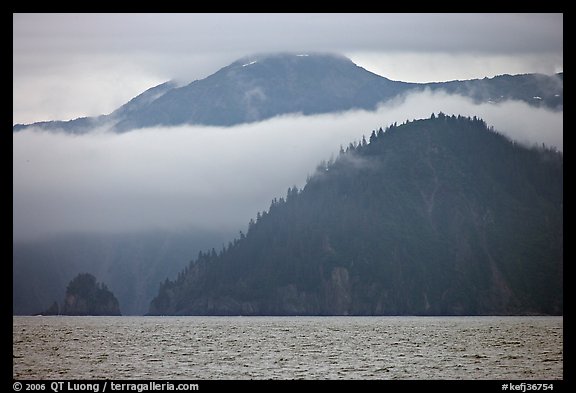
13, 53, 563, 133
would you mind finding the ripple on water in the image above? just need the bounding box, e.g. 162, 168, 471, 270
12, 316, 563, 380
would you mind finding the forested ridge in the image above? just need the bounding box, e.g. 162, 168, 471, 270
150, 114, 562, 316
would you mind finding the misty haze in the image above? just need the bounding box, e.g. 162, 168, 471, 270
13, 13, 562, 383
12, 90, 562, 241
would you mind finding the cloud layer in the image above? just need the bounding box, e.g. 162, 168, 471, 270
13, 92, 562, 241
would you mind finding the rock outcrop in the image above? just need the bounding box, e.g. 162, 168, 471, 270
60, 273, 121, 316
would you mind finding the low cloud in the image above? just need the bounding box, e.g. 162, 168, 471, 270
383, 89, 563, 150
13, 91, 562, 241
347, 51, 563, 83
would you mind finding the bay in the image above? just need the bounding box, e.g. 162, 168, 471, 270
12, 316, 562, 380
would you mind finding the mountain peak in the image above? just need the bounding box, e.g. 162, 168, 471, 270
110, 51, 403, 130
221, 52, 364, 81
14, 53, 563, 133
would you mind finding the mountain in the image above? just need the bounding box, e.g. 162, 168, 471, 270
148, 114, 563, 316
13, 53, 563, 133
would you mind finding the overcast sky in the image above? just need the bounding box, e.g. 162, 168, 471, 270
13, 13, 563, 241
13, 13, 562, 124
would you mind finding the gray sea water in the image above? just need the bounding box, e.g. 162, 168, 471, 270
13, 316, 562, 380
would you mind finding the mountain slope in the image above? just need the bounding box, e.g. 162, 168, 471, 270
13, 53, 563, 133
149, 114, 563, 316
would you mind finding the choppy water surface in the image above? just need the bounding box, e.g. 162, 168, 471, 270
13, 316, 562, 380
